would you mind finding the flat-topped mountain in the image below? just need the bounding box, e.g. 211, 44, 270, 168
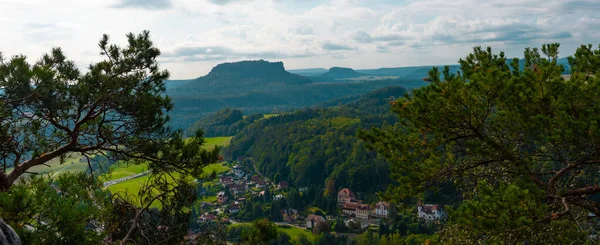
166, 60, 425, 130
319, 67, 363, 79
175, 60, 311, 93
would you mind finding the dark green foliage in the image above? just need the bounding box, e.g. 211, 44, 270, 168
352, 232, 436, 245
0, 31, 219, 244
225, 86, 406, 192
361, 43, 600, 242
185, 108, 265, 137
186, 108, 242, 136
0, 173, 112, 245
332, 217, 348, 233
270, 201, 283, 222
242, 218, 279, 245
0, 30, 218, 190
253, 204, 265, 218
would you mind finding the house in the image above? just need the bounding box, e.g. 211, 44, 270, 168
273, 194, 284, 200
374, 201, 390, 218
227, 184, 246, 195
356, 205, 371, 220
305, 214, 326, 229
229, 204, 241, 213
217, 191, 228, 204
337, 188, 356, 205
199, 213, 217, 222
342, 202, 370, 219
417, 202, 446, 221
233, 165, 244, 177
220, 176, 233, 185
277, 181, 288, 189
251, 175, 260, 182
236, 156, 245, 163
282, 209, 299, 222
342, 202, 361, 216
298, 187, 308, 192
255, 180, 267, 189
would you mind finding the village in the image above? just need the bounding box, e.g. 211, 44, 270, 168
194, 160, 447, 235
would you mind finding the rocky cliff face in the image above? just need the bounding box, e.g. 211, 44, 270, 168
0, 219, 20, 245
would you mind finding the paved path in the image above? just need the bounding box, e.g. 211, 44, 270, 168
103, 171, 151, 187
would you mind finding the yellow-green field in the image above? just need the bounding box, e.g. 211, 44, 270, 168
102, 136, 232, 182
100, 163, 150, 181
202, 162, 230, 176
8, 153, 91, 177
277, 226, 315, 242
106, 174, 151, 194
229, 223, 315, 242
9, 137, 232, 179
105, 162, 230, 196
243, 114, 280, 120
203, 136, 233, 149
200, 195, 218, 203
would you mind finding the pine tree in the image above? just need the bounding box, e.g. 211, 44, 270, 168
360, 43, 600, 243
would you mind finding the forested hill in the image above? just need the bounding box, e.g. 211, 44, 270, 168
318, 67, 364, 79
184, 108, 265, 137
165, 60, 422, 130
224, 86, 407, 195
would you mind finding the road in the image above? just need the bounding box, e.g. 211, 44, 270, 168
102, 171, 151, 187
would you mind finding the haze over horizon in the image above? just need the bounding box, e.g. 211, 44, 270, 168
1, 0, 599, 79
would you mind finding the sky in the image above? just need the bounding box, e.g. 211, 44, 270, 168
1, 0, 599, 79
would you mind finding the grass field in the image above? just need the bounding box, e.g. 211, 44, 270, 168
100, 163, 150, 181
229, 223, 314, 242
9, 137, 232, 179
203, 136, 233, 149
200, 195, 217, 203
277, 226, 315, 242
106, 174, 151, 195
7, 153, 91, 178
106, 162, 230, 198
263, 114, 279, 119
306, 206, 325, 214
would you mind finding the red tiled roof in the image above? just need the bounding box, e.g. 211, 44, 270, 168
306, 214, 325, 222
338, 188, 355, 197
376, 201, 390, 208
419, 204, 442, 213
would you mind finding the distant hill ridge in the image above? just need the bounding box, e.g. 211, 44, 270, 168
320, 67, 363, 78
165, 60, 420, 130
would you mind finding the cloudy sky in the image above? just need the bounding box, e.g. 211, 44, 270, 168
1, 0, 599, 79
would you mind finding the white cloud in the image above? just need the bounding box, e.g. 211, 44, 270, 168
0, 0, 598, 79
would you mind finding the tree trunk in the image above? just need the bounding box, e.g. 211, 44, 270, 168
0, 173, 11, 192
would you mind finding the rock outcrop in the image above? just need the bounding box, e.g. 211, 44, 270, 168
0, 219, 20, 245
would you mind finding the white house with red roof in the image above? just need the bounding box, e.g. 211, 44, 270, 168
374, 201, 390, 218
417, 201, 446, 221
